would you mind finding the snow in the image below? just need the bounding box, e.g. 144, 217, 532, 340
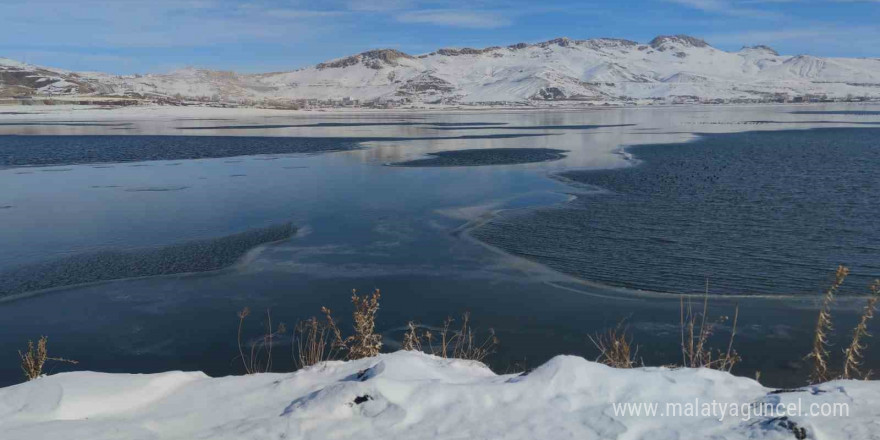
0, 351, 876, 439
0, 57, 32, 70
4, 35, 880, 104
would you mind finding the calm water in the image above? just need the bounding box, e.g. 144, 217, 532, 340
0, 104, 879, 387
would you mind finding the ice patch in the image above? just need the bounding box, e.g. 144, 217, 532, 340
124, 186, 189, 192
0, 222, 295, 297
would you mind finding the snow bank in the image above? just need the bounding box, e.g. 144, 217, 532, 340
0, 351, 876, 439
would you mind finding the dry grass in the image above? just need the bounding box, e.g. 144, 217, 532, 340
842, 279, 880, 380
292, 308, 347, 369
401, 321, 423, 352
291, 289, 383, 365
588, 290, 741, 372
807, 265, 848, 384
679, 287, 740, 372
221, 267, 880, 384
589, 322, 639, 368
421, 313, 499, 363
19, 336, 77, 381
235, 308, 286, 374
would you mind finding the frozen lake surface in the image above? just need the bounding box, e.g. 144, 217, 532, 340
0, 104, 878, 387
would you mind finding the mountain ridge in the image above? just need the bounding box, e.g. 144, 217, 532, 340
3, 34, 880, 106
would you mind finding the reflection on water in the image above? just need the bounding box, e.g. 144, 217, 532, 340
0, 122, 133, 127
428, 123, 637, 130
0, 104, 879, 387
790, 110, 880, 116
0, 133, 556, 167
392, 148, 568, 167
176, 121, 506, 130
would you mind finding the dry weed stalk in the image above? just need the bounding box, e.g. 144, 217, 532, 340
401, 321, 423, 352
807, 265, 848, 384
307, 289, 383, 361
321, 306, 346, 352
589, 322, 639, 368
452, 313, 498, 362
842, 279, 880, 380
679, 285, 740, 372
345, 289, 383, 359
236, 307, 286, 374
19, 336, 78, 381
420, 313, 498, 363
293, 310, 347, 369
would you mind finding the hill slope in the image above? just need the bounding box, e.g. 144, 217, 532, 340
3, 35, 880, 105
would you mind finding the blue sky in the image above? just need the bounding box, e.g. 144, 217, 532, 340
1, 0, 878, 74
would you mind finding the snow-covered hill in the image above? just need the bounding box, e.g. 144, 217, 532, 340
0, 351, 875, 439
4, 35, 880, 105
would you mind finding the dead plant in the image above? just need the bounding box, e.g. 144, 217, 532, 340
19, 336, 78, 381
401, 321, 423, 352
807, 265, 848, 384
842, 279, 880, 380
346, 289, 382, 359
236, 307, 286, 374
308, 289, 383, 361
679, 284, 740, 372
590, 322, 639, 368
422, 313, 498, 363
293, 311, 347, 369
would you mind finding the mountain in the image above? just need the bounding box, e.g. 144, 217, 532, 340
3, 35, 880, 106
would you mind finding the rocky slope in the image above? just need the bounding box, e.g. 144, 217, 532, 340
3, 35, 880, 105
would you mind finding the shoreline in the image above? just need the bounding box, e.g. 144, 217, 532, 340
2, 101, 880, 121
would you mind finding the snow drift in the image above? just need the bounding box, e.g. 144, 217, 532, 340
0, 351, 876, 439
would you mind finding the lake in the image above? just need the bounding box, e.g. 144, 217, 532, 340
1, 104, 878, 387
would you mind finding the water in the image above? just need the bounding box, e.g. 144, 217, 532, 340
0, 104, 879, 387
0, 222, 295, 296
473, 128, 880, 295
393, 148, 568, 167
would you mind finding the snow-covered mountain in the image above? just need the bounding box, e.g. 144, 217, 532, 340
3, 35, 880, 105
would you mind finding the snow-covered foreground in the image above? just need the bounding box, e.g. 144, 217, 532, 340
0, 351, 875, 439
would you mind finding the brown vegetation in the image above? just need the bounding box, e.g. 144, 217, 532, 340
292, 311, 345, 369
420, 313, 499, 363
17, 266, 880, 386
345, 289, 383, 360
842, 280, 880, 379
18, 336, 77, 381
589, 322, 639, 368
807, 265, 848, 383
679, 291, 740, 372
236, 308, 286, 374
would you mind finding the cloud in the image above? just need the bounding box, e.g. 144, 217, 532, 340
395, 9, 511, 28
668, 0, 780, 17
346, 0, 415, 11
706, 25, 880, 55
0, 1, 338, 48
262, 9, 347, 19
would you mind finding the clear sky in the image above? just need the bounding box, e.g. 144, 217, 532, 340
1, 0, 878, 74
